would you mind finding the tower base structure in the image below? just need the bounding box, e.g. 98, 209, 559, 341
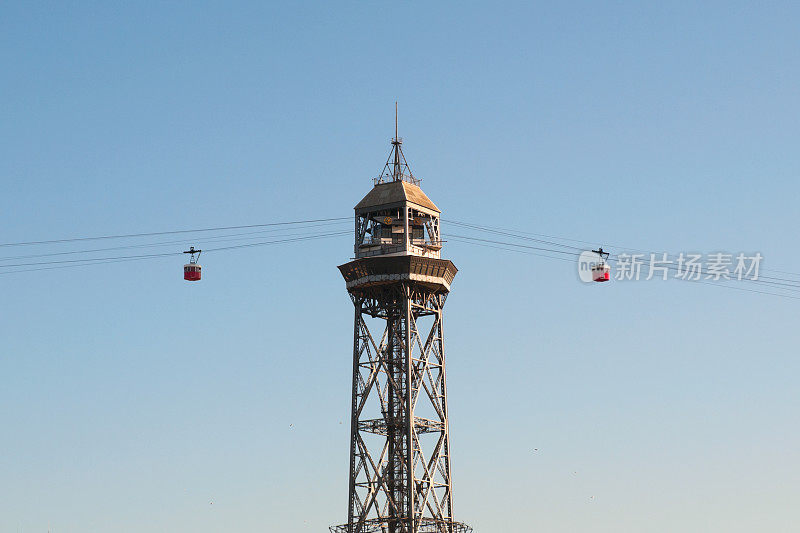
331, 256, 470, 533
330, 518, 473, 533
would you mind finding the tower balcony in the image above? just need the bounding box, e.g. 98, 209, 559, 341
357, 239, 443, 259
338, 255, 457, 294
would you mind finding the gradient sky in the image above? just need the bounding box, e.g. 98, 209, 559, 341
1, 2, 799, 532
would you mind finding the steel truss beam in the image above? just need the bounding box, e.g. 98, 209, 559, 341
331, 283, 471, 533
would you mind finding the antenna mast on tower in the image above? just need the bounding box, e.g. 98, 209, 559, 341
378, 103, 419, 186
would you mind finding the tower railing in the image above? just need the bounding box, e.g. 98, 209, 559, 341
374, 174, 422, 186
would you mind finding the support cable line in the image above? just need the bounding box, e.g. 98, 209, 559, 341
442, 234, 800, 300
2, 214, 799, 301
0, 221, 352, 262
444, 232, 800, 292
0, 216, 351, 248
446, 239, 800, 301
445, 219, 587, 252
445, 233, 583, 257
446, 235, 580, 263
202, 231, 350, 252
3, 214, 796, 282
0, 231, 351, 275
445, 217, 798, 282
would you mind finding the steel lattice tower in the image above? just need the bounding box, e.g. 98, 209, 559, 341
331, 121, 471, 533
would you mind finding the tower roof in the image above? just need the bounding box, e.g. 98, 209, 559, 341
354, 180, 440, 214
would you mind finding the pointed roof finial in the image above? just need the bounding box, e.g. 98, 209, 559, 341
376, 102, 419, 185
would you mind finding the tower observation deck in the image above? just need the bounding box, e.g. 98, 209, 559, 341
331, 123, 471, 533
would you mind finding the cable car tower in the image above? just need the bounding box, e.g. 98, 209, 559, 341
332, 110, 471, 533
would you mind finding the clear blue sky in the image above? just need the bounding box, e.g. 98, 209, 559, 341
1, 2, 799, 532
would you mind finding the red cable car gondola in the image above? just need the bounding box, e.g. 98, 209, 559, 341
183, 246, 202, 281
591, 247, 610, 282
